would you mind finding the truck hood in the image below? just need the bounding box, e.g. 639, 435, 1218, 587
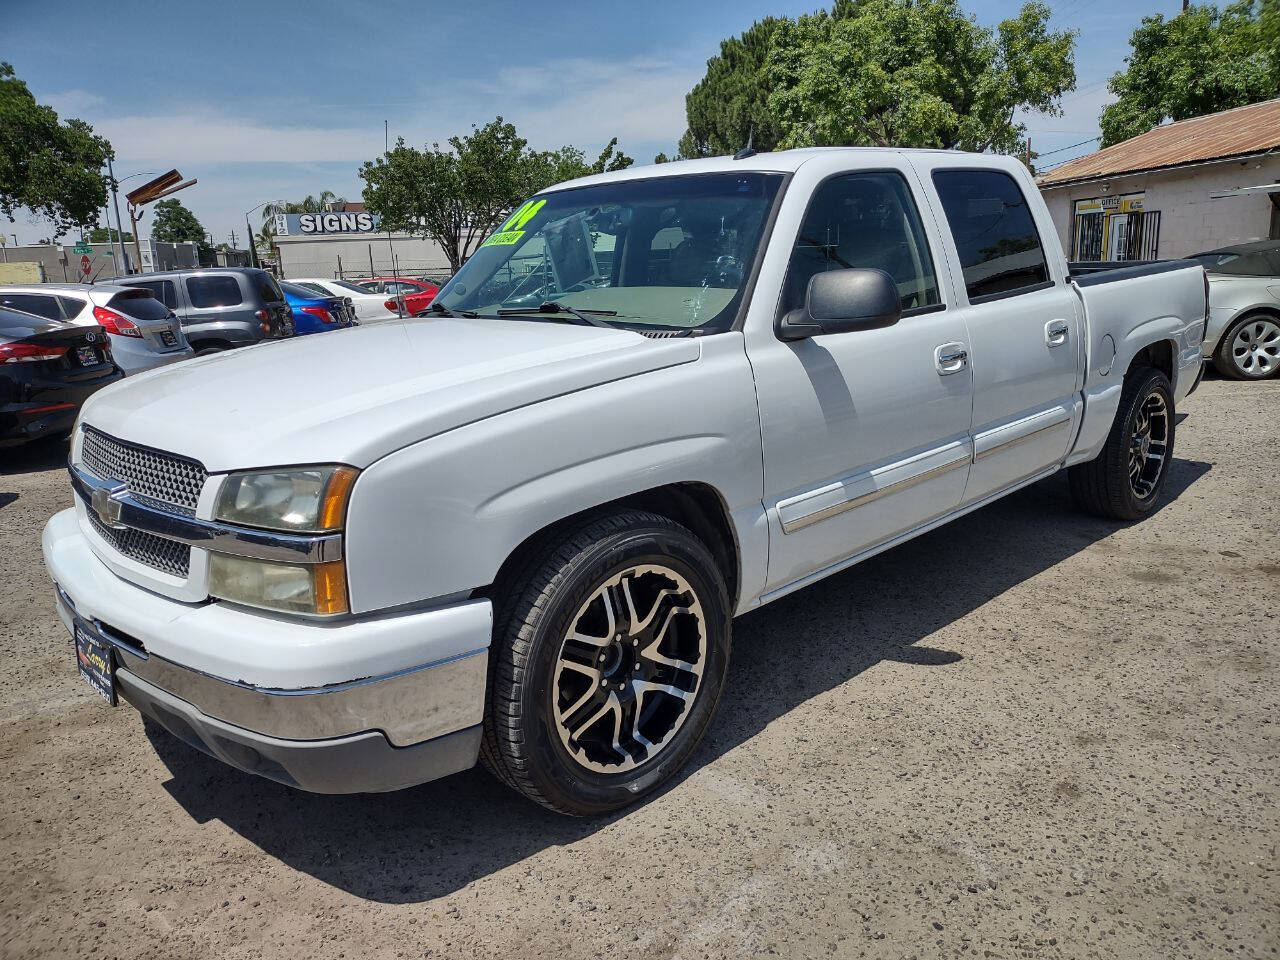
80, 318, 700, 472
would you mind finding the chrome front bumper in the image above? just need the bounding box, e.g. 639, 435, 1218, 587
55, 583, 486, 746
44, 507, 493, 793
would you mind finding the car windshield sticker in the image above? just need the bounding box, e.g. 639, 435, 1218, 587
481, 230, 525, 247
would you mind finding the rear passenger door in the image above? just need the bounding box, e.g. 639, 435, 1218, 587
183, 273, 247, 332
920, 162, 1083, 504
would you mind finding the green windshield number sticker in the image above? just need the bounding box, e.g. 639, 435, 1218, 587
482, 230, 524, 247
495, 198, 546, 234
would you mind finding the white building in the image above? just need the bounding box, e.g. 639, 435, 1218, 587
1037, 98, 1280, 262
270, 207, 454, 281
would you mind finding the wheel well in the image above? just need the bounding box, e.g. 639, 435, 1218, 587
1129, 338, 1175, 382
488, 482, 741, 608
190, 338, 236, 352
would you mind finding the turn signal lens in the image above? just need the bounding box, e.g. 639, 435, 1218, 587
208, 554, 349, 616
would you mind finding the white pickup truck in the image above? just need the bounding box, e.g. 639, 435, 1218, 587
42, 149, 1208, 815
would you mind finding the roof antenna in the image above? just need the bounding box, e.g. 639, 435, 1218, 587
734, 126, 757, 161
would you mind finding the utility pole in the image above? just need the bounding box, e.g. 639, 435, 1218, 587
107, 156, 129, 274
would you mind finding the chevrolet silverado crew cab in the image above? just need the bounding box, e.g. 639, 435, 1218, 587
43, 150, 1209, 816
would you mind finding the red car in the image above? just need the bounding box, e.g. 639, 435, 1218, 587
356, 277, 440, 317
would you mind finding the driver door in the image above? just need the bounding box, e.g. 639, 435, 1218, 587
746, 162, 975, 596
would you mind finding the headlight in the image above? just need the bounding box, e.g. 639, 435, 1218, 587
215, 465, 357, 532
209, 554, 349, 616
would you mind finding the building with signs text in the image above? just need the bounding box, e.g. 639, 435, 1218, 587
272, 204, 455, 281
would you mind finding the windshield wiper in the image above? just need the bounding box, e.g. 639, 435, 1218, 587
496, 301, 616, 328
426, 302, 478, 318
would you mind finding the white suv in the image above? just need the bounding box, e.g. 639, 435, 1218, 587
0, 283, 193, 375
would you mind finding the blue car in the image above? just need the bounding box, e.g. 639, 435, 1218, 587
279, 281, 357, 336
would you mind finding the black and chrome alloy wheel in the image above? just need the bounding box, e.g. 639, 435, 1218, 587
1127, 390, 1169, 501
1068, 364, 1175, 521
552, 564, 706, 774
481, 510, 731, 816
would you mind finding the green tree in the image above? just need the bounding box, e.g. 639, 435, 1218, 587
678, 15, 790, 158
88, 225, 133, 243
0, 62, 114, 237
150, 198, 206, 243
360, 118, 631, 272
1099, 1, 1280, 147
763, 0, 1074, 154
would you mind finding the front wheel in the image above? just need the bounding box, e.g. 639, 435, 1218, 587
1068, 365, 1175, 520
1213, 313, 1280, 380
481, 511, 731, 816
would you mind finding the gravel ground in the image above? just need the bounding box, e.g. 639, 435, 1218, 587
1, 375, 1276, 960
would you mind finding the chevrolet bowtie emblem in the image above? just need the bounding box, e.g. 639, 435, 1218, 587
91, 484, 127, 530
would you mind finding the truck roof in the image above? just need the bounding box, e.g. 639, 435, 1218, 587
541, 146, 991, 194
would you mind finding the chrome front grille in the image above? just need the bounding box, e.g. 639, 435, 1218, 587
87, 509, 191, 578
81, 427, 206, 517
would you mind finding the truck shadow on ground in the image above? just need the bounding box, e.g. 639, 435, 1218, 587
150, 456, 1211, 904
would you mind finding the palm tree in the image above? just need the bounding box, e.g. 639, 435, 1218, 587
257, 191, 348, 256
261, 191, 346, 226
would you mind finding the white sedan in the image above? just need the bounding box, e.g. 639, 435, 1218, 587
289, 278, 400, 322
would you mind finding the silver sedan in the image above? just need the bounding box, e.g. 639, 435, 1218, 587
1189, 240, 1280, 380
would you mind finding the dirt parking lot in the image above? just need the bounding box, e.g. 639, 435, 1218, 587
1, 375, 1276, 960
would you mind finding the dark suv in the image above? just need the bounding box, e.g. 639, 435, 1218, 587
122, 268, 294, 354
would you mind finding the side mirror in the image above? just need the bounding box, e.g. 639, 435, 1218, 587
776, 267, 903, 341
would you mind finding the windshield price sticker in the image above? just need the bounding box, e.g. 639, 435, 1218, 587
482, 230, 525, 247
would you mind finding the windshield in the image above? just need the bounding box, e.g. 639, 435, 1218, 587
436, 172, 784, 332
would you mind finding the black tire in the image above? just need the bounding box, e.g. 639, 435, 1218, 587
1068, 365, 1175, 521
1212, 313, 1280, 380
194, 345, 229, 356
481, 510, 731, 816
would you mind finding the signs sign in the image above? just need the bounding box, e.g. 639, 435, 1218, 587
73, 243, 93, 255
276, 212, 380, 236
80, 255, 91, 275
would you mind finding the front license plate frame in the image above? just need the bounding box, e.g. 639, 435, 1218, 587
74, 621, 116, 706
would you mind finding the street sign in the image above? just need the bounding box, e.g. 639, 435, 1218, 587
73, 244, 92, 255
80, 255, 91, 275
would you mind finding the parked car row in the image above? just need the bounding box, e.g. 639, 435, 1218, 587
352, 276, 441, 316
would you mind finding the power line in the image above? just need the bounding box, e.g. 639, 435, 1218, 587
1037, 136, 1101, 158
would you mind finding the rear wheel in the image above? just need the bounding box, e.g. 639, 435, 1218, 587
1068, 365, 1175, 520
481, 511, 731, 816
1213, 313, 1280, 380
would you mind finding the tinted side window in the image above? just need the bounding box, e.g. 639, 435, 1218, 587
58, 296, 89, 320
253, 272, 283, 303
0, 293, 63, 321
932, 169, 1049, 301
1208, 251, 1276, 276
780, 171, 941, 315
186, 275, 243, 307
128, 279, 177, 308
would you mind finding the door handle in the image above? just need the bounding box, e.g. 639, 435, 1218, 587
1046, 319, 1070, 347
935, 342, 968, 375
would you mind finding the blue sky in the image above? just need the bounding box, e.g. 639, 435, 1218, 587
4, 0, 1185, 247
